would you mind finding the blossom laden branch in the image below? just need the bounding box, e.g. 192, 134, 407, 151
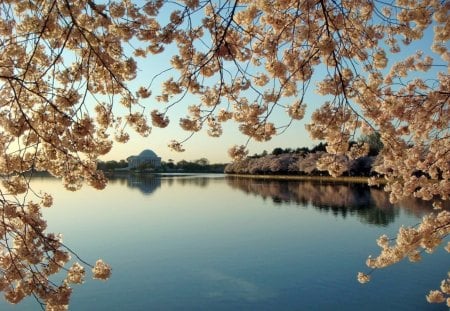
358, 211, 450, 306
0, 0, 448, 308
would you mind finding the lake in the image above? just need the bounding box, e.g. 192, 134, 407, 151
2, 174, 448, 310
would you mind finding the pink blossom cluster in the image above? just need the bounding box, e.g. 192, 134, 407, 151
358, 211, 450, 306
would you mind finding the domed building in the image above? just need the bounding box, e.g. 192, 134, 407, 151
127, 149, 162, 169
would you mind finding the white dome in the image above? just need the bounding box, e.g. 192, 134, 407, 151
138, 149, 158, 158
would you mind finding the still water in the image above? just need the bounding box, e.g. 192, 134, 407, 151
2, 174, 448, 310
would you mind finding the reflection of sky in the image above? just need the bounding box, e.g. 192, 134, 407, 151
199, 268, 276, 302
6, 176, 447, 310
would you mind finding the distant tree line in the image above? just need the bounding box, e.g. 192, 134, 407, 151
97, 157, 227, 173
97, 159, 129, 171
98, 134, 382, 176
162, 158, 226, 173
225, 134, 383, 177
225, 151, 377, 177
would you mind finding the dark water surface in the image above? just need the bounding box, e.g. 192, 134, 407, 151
2, 174, 448, 310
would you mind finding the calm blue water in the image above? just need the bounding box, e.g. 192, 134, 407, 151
2, 174, 448, 310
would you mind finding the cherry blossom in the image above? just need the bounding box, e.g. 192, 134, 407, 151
0, 0, 448, 308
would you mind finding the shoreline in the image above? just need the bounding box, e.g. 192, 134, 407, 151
224, 174, 386, 185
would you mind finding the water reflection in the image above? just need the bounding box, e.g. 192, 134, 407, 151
172, 175, 210, 187
226, 177, 437, 227
109, 174, 162, 195
106, 174, 439, 227
107, 173, 220, 195
18, 174, 447, 311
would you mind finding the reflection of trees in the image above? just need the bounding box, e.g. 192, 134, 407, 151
226, 177, 438, 226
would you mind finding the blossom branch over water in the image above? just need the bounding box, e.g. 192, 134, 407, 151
0, 0, 448, 308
